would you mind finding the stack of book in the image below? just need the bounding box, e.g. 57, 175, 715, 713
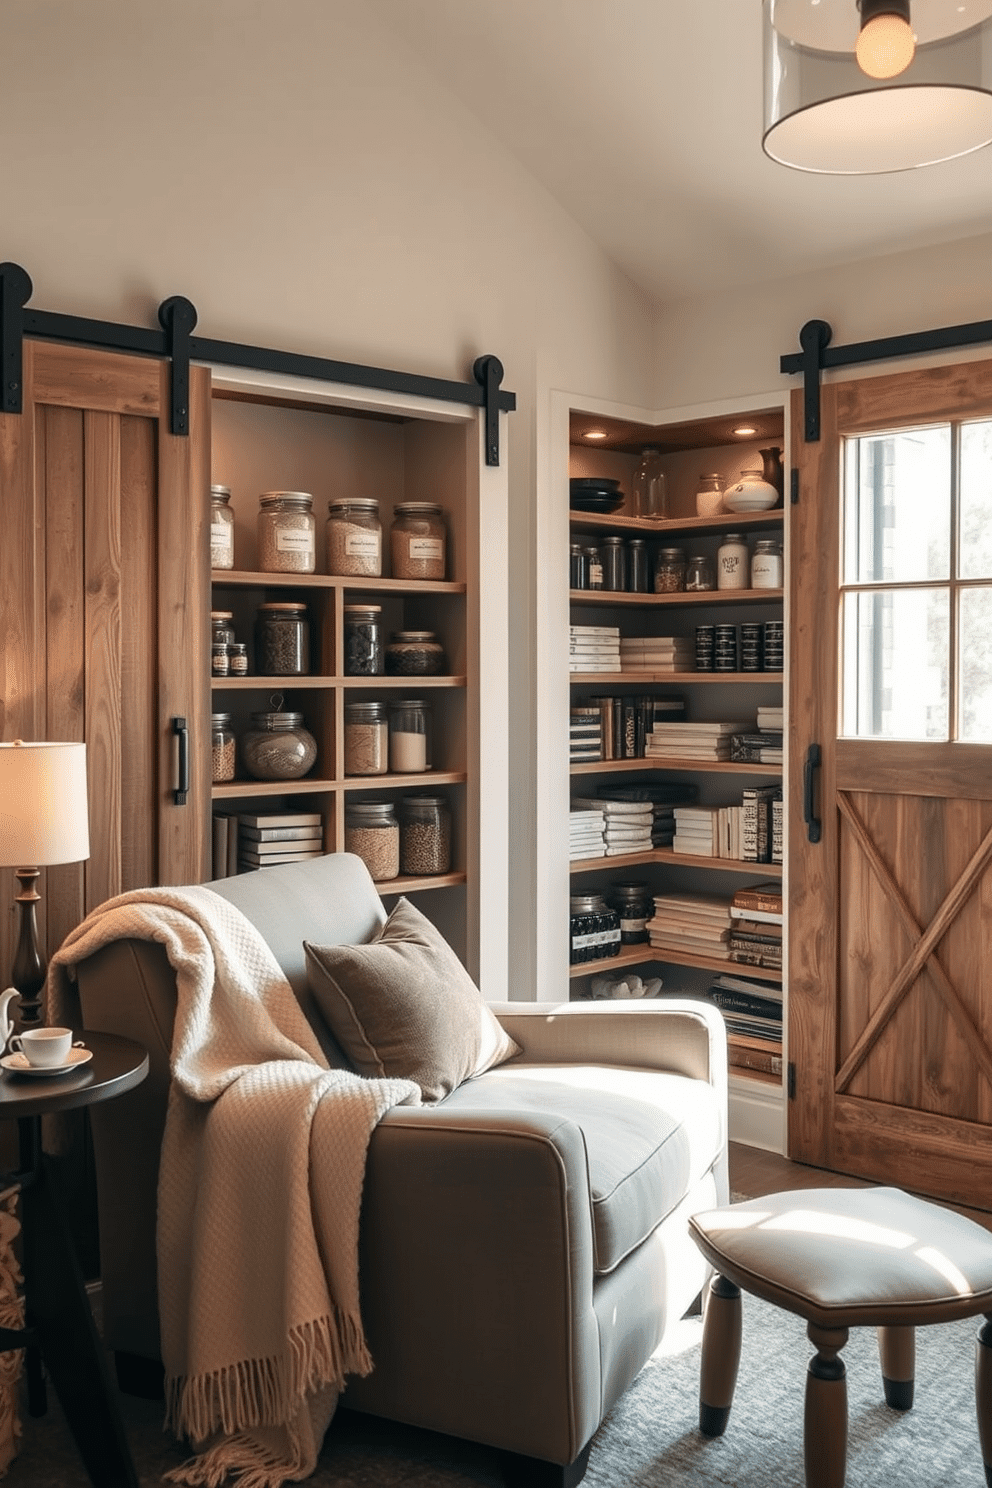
757, 705, 784, 732
585, 695, 686, 760
672, 804, 743, 859
236, 811, 324, 872
741, 784, 782, 863
646, 892, 732, 960
570, 706, 602, 763
730, 729, 784, 764
597, 782, 698, 849
708, 973, 783, 1041
569, 625, 621, 674
645, 720, 749, 762
772, 795, 783, 865
728, 881, 783, 969
569, 805, 607, 861
619, 635, 695, 673
575, 796, 654, 856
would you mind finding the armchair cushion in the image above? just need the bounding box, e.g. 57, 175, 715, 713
304, 897, 520, 1103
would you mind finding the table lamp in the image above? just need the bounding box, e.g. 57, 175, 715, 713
0, 741, 90, 1027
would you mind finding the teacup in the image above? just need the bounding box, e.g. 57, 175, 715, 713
9, 1026, 74, 1068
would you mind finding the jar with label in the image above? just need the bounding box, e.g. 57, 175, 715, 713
751, 538, 784, 589
685, 554, 716, 592
585, 545, 604, 591
388, 699, 431, 773
398, 794, 452, 876
569, 893, 621, 965
569, 542, 588, 590
390, 502, 446, 580
655, 546, 686, 593
344, 801, 399, 882
343, 605, 383, 676
601, 536, 627, 592
344, 700, 388, 776
241, 699, 318, 781
228, 642, 249, 677
257, 492, 316, 574
210, 485, 235, 570
385, 631, 446, 676
607, 881, 651, 944
717, 533, 749, 590
627, 538, 649, 593
326, 498, 382, 577
211, 713, 236, 783
255, 602, 310, 676
211, 611, 236, 676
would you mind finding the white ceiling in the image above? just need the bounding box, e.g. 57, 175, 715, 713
370, 0, 992, 306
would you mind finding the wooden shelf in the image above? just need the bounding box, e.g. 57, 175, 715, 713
569, 945, 782, 982
570, 758, 782, 776
212, 569, 466, 595
569, 850, 782, 876
567, 510, 784, 537
213, 771, 467, 799
212, 674, 467, 689
570, 587, 783, 607
569, 670, 782, 684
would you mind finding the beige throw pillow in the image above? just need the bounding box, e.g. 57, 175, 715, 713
304, 897, 519, 1102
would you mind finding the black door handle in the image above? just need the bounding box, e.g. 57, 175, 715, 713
173, 717, 189, 805
803, 743, 821, 844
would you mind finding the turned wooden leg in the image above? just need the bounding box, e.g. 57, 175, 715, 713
976, 1314, 992, 1488
699, 1273, 742, 1437
877, 1324, 915, 1410
804, 1322, 848, 1488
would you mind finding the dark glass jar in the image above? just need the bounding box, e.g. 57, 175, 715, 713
569, 542, 588, 590
607, 881, 652, 944
255, 601, 310, 676
343, 604, 383, 676
585, 545, 604, 592
627, 538, 648, 592
385, 631, 446, 676
602, 536, 627, 592
398, 794, 452, 876
569, 893, 621, 965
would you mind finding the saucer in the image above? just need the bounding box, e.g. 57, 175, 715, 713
0, 1047, 93, 1077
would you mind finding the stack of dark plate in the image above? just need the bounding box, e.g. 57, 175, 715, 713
569, 477, 624, 513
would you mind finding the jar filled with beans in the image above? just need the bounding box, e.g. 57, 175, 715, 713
343, 605, 383, 676
390, 502, 446, 580
211, 713, 236, 783
326, 499, 382, 577
255, 602, 310, 676
398, 795, 451, 876
344, 700, 388, 776
257, 492, 316, 574
344, 800, 399, 882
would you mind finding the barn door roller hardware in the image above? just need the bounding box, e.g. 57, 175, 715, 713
0, 262, 515, 462
781, 313, 992, 442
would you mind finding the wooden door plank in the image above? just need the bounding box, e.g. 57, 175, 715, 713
837, 740, 992, 799
30, 342, 161, 419
833, 1094, 992, 1210
120, 415, 158, 892
834, 357, 992, 435
83, 410, 123, 912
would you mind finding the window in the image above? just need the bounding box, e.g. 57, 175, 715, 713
841, 419, 992, 742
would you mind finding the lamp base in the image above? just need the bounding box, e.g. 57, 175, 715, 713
11, 869, 46, 1027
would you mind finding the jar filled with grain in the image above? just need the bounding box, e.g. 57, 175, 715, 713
390, 502, 446, 580
211, 712, 236, 783
210, 485, 235, 570
255, 602, 310, 676
343, 700, 388, 776
654, 547, 686, 593
398, 795, 451, 876
241, 700, 318, 781
343, 605, 383, 676
344, 800, 399, 882
388, 698, 431, 773
384, 631, 446, 676
257, 492, 316, 574
326, 498, 382, 577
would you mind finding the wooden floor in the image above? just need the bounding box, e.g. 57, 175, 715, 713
729, 1141, 992, 1234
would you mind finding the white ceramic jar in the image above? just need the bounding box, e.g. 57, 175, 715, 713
751, 538, 783, 589
717, 533, 749, 590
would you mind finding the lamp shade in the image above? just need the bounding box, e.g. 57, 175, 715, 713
763, 0, 992, 173
0, 741, 90, 868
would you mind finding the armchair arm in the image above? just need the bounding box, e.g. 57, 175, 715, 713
489, 996, 727, 1088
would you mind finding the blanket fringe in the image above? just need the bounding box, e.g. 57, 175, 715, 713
166, 1308, 372, 1443
164, 1433, 301, 1488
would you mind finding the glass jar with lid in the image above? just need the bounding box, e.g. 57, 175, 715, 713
695, 473, 724, 518
390, 502, 447, 580
257, 492, 316, 574
584, 544, 604, 591
344, 800, 399, 882
607, 881, 651, 944
385, 631, 446, 676
210, 485, 235, 570
211, 713, 236, 783
654, 546, 686, 593
601, 535, 627, 592
627, 538, 649, 593
569, 542, 588, 590
717, 533, 749, 590
685, 554, 716, 592
388, 698, 432, 773
255, 601, 310, 676
751, 537, 784, 589
398, 794, 452, 876
240, 697, 318, 781
343, 604, 383, 676
569, 893, 621, 965
326, 498, 382, 577
343, 700, 388, 776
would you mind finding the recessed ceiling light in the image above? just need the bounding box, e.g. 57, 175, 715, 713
733, 425, 758, 436
584, 430, 608, 440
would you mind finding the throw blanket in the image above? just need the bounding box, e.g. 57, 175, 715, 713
47, 886, 420, 1488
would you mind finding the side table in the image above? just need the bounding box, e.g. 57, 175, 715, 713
0, 1029, 149, 1488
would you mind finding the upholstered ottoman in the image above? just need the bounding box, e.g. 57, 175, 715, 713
689, 1188, 992, 1488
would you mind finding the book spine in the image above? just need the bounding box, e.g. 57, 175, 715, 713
727, 1043, 784, 1076
710, 988, 783, 1020
732, 887, 784, 913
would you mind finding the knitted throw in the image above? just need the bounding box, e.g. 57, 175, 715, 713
47, 886, 420, 1488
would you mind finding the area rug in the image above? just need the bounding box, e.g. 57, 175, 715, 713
6, 1291, 986, 1487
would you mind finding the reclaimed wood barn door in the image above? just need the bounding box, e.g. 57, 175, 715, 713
0, 340, 210, 988
789, 357, 992, 1209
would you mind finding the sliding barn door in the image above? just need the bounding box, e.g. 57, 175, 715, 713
0, 340, 211, 982
789, 357, 992, 1209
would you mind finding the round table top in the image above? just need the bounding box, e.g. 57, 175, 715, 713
0, 1029, 149, 1119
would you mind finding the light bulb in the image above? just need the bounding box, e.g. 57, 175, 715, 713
856, 13, 916, 78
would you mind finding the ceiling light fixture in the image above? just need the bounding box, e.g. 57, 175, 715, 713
583, 430, 608, 440
763, 0, 992, 173
733, 425, 758, 436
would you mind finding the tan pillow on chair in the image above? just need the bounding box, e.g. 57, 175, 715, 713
304, 897, 519, 1103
